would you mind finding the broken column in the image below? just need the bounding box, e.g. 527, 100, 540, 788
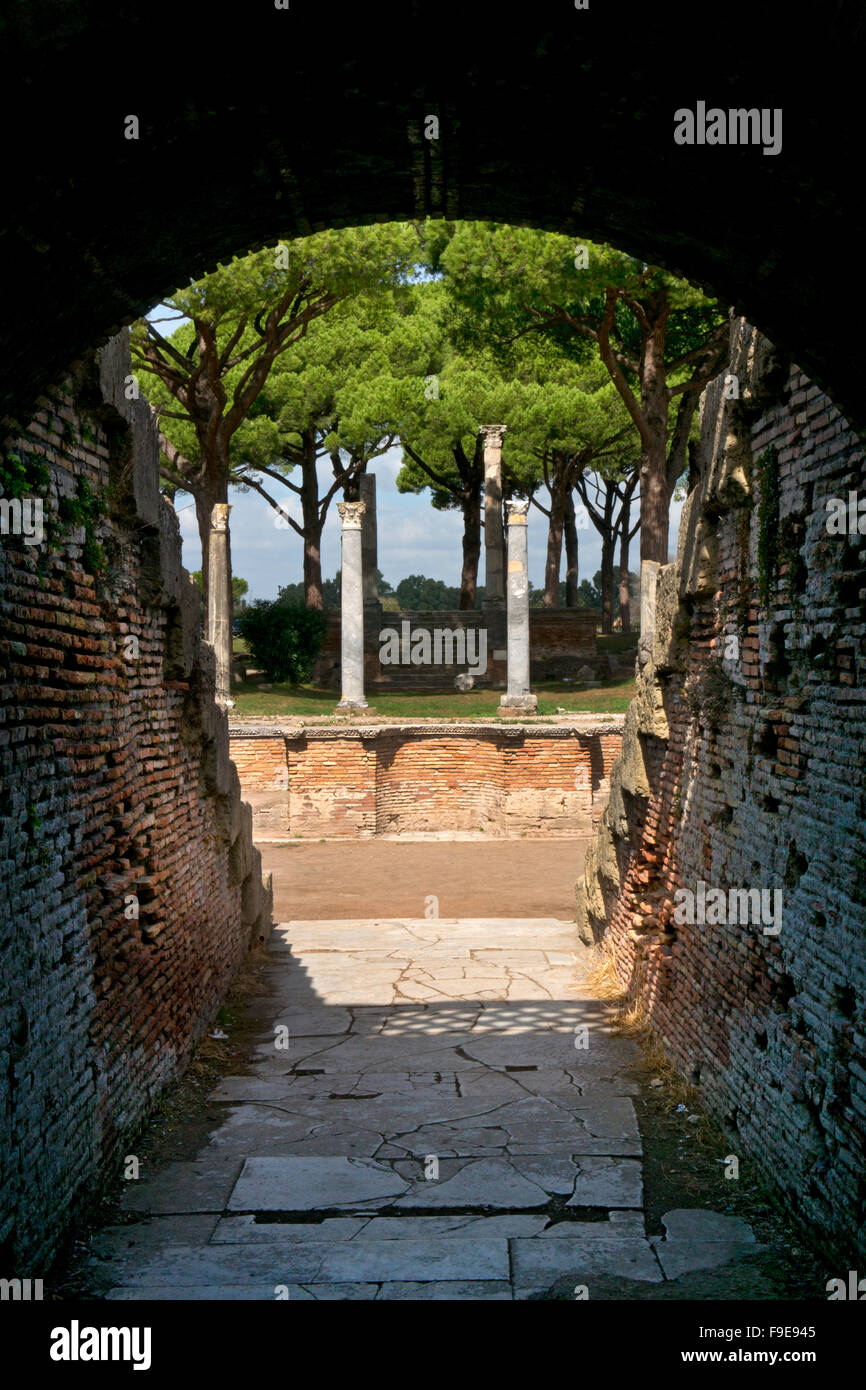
207, 502, 233, 707
336, 499, 368, 710
500, 499, 537, 714
481, 425, 506, 610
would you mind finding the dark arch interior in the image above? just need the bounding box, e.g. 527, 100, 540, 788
1, 2, 863, 427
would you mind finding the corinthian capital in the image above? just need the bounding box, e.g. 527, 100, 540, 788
480, 424, 508, 451
210, 503, 231, 532
506, 499, 530, 523
337, 500, 367, 528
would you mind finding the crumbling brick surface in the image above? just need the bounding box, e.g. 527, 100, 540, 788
0, 334, 271, 1271
578, 319, 866, 1263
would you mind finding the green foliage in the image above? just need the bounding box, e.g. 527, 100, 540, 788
1, 448, 50, 499
278, 575, 341, 611
394, 574, 462, 609
133, 224, 422, 495
58, 476, 105, 574
433, 220, 727, 514
236, 600, 328, 684
192, 570, 248, 606
438, 220, 723, 382
3, 441, 109, 575
277, 570, 486, 613
393, 276, 633, 511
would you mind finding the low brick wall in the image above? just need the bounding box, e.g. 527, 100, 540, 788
230, 720, 623, 839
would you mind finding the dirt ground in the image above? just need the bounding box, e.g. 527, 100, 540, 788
258, 839, 588, 921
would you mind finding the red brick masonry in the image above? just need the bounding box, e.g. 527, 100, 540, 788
230, 720, 623, 839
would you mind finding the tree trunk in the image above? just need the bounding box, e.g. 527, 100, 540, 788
564, 491, 579, 607
301, 429, 324, 608
618, 495, 632, 635
600, 532, 615, 634
304, 531, 324, 610
638, 438, 670, 565
639, 316, 671, 565
460, 489, 481, 610
195, 492, 213, 620
543, 493, 564, 607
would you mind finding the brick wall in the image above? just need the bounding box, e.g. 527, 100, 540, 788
230, 720, 624, 839
579, 319, 866, 1263
0, 334, 272, 1273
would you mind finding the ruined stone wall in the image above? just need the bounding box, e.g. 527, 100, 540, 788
230, 722, 623, 840
0, 335, 272, 1272
578, 319, 866, 1262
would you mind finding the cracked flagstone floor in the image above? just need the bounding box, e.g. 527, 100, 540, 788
84, 918, 754, 1300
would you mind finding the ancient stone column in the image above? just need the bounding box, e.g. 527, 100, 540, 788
336, 499, 368, 709
360, 474, 380, 617
500, 499, 537, 713
481, 425, 507, 610
207, 502, 233, 707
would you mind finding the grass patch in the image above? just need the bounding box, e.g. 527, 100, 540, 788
229, 676, 636, 719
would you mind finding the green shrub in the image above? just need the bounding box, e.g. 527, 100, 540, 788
236, 600, 327, 685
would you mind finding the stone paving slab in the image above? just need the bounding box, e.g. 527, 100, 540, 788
120, 1162, 243, 1215
393, 1157, 556, 1210
106, 1238, 510, 1286
227, 1157, 410, 1210
310, 1238, 510, 1283
211, 1215, 369, 1242
650, 1208, 759, 1279
91, 1216, 220, 1261
568, 1156, 643, 1208
540, 1212, 645, 1238
510, 1236, 663, 1297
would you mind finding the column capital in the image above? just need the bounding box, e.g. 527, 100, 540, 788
337, 500, 366, 529
210, 503, 231, 532
480, 424, 508, 449
506, 499, 530, 524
